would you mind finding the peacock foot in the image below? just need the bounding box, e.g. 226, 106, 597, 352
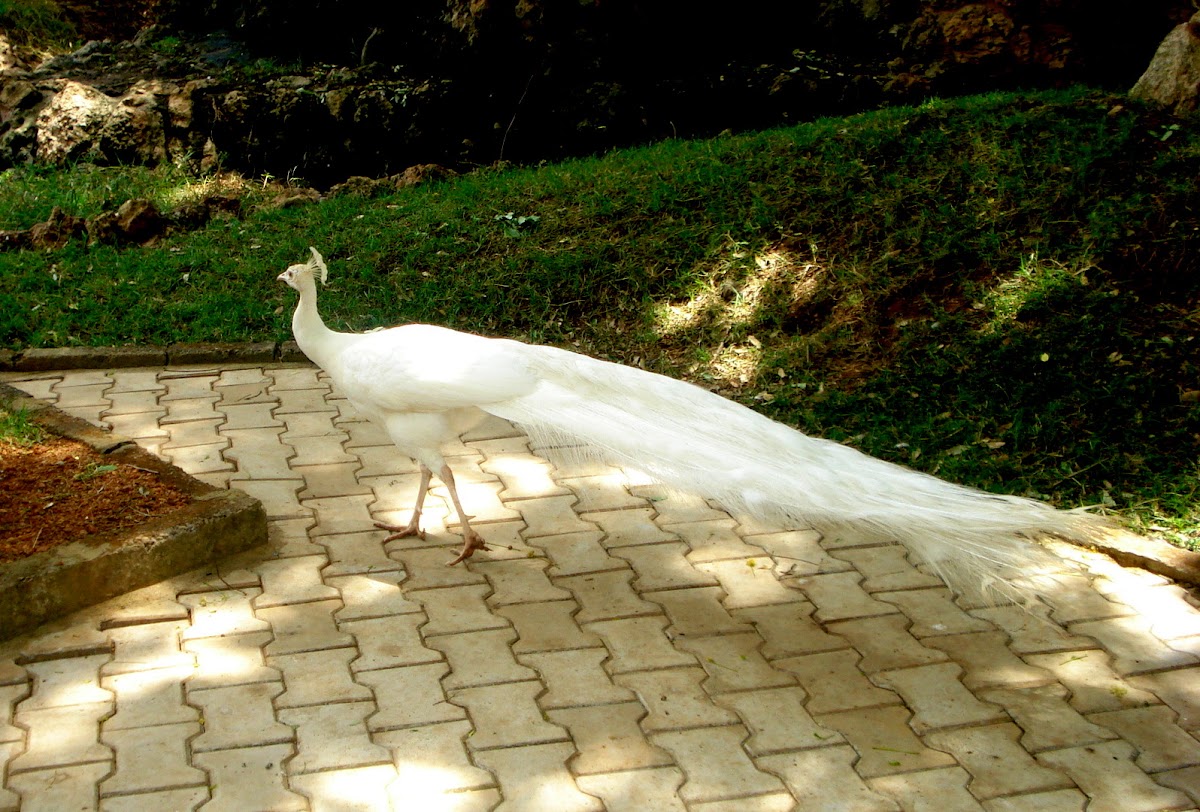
448, 529, 489, 566
374, 519, 426, 544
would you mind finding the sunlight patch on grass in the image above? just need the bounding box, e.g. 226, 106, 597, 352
978, 252, 1096, 333
161, 171, 254, 209
653, 237, 824, 338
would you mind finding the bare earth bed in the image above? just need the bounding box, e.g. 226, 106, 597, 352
0, 433, 195, 563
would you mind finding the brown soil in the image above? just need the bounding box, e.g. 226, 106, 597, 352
0, 436, 194, 563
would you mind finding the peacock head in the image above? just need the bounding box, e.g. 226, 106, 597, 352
277, 246, 329, 291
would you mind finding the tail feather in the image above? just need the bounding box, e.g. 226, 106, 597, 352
485, 345, 1109, 601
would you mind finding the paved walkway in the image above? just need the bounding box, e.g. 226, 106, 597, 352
1, 362, 1199, 812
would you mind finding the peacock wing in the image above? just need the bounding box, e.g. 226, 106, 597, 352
333, 324, 540, 414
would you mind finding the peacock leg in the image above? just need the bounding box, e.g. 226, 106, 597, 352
374, 463, 433, 542
439, 463, 490, 565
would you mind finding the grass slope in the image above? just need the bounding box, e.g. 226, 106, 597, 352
1, 88, 1197, 546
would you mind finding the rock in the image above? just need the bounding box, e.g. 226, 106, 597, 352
0, 207, 86, 251
87, 198, 166, 246
1130, 11, 1200, 114
328, 164, 456, 197
34, 79, 116, 163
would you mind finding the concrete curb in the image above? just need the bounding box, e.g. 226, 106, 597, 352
0, 381, 268, 641
0, 341, 310, 371
2, 343, 1198, 590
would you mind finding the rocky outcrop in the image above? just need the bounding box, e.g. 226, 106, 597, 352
1131, 10, 1200, 114
0, 2, 1193, 185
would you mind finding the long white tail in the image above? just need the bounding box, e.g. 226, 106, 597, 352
485, 342, 1108, 601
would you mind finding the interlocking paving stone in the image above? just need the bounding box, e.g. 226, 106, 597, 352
271, 647, 374, 707
695, 558, 807, 608
257, 599, 353, 655
547, 701, 673, 774
102, 620, 192, 676
774, 649, 901, 714
229, 478, 308, 519
474, 557, 574, 605
586, 507, 678, 548
1155, 765, 1200, 807
1070, 614, 1200, 675
609, 542, 719, 591
815, 705, 957, 777
731, 600, 849, 659
414, 584, 510, 635
497, 600, 602, 653
429, 628, 537, 689
9, 362, 1200, 811
452, 680, 571, 750
279, 700, 391, 773
924, 723, 1074, 799
10, 703, 113, 772
184, 631, 279, 689
876, 587, 996, 637
668, 519, 769, 563
191, 744, 306, 811
253, 553, 339, 607
798, 571, 899, 622
872, 662, 1007, 732
925, 631, 1057, 689
689, 792, 804, 812
651, 724, 786, 802
357, 662, 467, 730
869, 767, 984, 812
189, 680, 292, 752
574, 767, 687, 812
675, 632, 794, 694
7, 762, 111, 812
1037, 740, 1194, 812
1087, 705, 1200, 772
1024, 649, 1159, 714
0, 686, 26, 744
971, 605, 1099, 654
644, 586, 753, 637
740, 528, 846, 576
584, 616, 697, 673
102, 665, 198, 730
20, 653, 112, 710
526, 530, 624, 577
471, 742, 603, 812
519, 647, 634, 708
329, 571, 422, 620
831, 544, 945, 592
980, 684, 1120, 753
560, 474, 648, 514
99, 786, 210, 812
1128, 668, 1200, 731
614, 668, 740, 732
376, 719, 495, 795
715, 685, 844, 754
559, 570, 662, 623
827, 614, 949, 673
100, 721, 206, 796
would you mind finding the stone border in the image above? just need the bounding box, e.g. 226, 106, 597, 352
0, 341, 309, 372
2, 343, 1199, 591
0, 381, 267, 641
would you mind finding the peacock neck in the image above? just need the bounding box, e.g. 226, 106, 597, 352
291, 278, 356, 369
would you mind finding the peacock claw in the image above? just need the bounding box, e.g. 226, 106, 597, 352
374, 520, 426, 543
447, 531, 489, 566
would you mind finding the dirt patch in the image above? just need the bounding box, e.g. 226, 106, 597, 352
0, 434, 194, 563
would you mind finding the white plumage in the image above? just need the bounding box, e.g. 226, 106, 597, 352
280, 247, 1109, 595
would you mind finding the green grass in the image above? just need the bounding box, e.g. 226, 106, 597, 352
0, 403, 45, 447
1, 87, 1198, 547
0, 0, 76, 51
